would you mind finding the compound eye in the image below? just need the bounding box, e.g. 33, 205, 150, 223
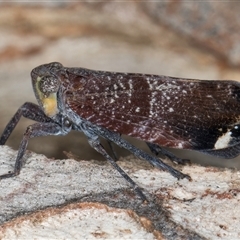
39, 76, 60, 96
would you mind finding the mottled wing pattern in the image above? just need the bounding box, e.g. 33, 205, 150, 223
62, 67, 240, 153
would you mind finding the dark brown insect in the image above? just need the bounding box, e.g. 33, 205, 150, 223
1, 62, 240, 200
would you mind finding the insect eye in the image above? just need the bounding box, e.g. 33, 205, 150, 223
39, 76, 60, 95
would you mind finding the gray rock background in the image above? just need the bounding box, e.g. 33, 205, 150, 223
1, 145, 240, 239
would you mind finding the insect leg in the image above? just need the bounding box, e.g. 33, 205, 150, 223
146, 142, 190, 164
94, 127, 191, 180
0, 102, 52, 145
87, 137, 147, 201
108, 139, 190, 164
0, 122, 63, 180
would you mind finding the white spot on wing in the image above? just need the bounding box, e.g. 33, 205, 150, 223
135, 107, 140, 112
114, 84, 118, 90
178, 143, 183, 148
119, 82, 126, 89
149, 91, 157, 117
214, 131, 232, 149
129, 79, 133, 90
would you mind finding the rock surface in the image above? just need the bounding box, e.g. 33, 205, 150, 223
0, 146, 240, 239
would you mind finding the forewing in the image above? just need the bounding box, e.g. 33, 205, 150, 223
63, 68, 240, 151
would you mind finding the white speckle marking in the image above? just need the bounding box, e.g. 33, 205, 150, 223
129, 79, 133, 90
135, 107, 140, 112
169, 108, 174, 112
149, 91, 158, 117
147, 78, 153, 90
119, 82, 126, 89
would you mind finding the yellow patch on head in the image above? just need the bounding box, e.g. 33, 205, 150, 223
42, 93, 58, 117
34, 76, 59, 118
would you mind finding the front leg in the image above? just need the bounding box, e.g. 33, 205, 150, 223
0, 123, 65, 180
0, 102, 53, 145
0, 122, 64, 179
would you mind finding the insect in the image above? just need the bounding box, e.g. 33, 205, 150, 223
1, 62, 240, 201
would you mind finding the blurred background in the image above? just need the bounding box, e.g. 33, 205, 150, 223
1, 1, 240, 169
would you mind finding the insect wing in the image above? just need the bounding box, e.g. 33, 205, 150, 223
62, 68, 240, 153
